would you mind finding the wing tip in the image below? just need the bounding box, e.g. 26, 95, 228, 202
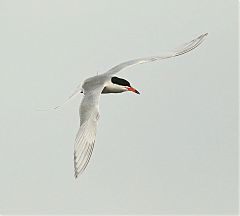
74, 172, 79, 179
200, 32, 208, 40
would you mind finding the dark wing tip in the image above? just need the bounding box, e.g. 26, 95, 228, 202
74, 152, 79, 179
75, 173, 79, 179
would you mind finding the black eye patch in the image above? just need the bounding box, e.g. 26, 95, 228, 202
111, 76, 131, 87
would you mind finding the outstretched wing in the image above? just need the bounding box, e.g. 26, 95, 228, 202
74, 87, 103, 178
104, 33, 208, 76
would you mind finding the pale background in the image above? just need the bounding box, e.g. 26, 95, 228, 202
0, 0, 238, 214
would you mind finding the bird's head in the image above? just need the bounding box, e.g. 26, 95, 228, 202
111, 76, 140, 94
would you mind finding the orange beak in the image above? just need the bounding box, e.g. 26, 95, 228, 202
127, 87, 140, 94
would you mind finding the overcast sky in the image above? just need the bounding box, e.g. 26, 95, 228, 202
0, 0, 238, 214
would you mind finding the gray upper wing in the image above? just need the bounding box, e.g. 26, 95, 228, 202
74, 86, 104, 178
104, 33, 208, 76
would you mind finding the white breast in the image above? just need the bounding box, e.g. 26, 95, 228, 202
102, 81, 127, 94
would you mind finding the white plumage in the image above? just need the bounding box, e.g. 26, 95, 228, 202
73, 33, 208, 178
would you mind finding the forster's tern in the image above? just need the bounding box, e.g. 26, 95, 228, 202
73, 33, 208, 178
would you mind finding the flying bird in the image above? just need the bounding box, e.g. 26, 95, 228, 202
73, 33, 208, 178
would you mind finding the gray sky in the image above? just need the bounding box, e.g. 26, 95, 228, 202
0, 0, 238, 214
